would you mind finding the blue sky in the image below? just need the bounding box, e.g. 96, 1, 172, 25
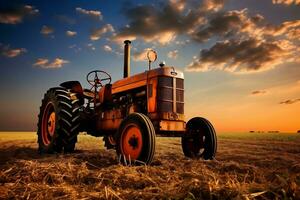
0, 0, 300, 131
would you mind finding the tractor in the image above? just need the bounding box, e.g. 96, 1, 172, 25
37, 40, 217, 164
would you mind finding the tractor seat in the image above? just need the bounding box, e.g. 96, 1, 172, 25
98, 84, 112, 104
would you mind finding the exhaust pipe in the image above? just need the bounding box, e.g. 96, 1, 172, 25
123, 40, 131, 78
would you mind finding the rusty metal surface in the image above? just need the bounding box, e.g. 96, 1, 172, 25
159, 120, 185, 131
111, 66, 184, 94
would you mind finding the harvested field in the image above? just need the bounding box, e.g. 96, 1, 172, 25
0, 132, 299, 199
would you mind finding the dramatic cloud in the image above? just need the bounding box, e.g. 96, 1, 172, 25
66, 30, 77, 37
103, 45, 112, 52
251, 90, 267, 95
279, 98, 300, 104
192, 9, 263, 42
167, 50, 178, 59
185, 7, 300, 73
90, 24, 114, 41
76, 7, 102, 20
40, 25, 54, 35
0, 5, 39, 24
186, 38, 296, 73
113, 0, 220, 44
0, 44, 26, 58
263, 20, 300, 36
33, 58, 69, 69
272, 0, 300, 5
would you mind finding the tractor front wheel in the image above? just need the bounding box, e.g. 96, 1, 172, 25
116, 113, 156, 165
182, 117, 217, 160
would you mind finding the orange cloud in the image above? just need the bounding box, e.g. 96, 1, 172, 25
0, 5, 39, 24
0, 44, 26, 58
33, 58, 69, 69
272, 0, 300, 5
90, 24, 114, 41
40, 25, 54, 35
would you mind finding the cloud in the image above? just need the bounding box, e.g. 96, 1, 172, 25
113, 0, 218, 44
66, 30, 77, 37
263, 20, 300, 36
185, 8, 300, 74
90, 24, 114, 41
0, 5, 39, 24
33, 58, 69, 69
114, 1, 299, 73
133, 48, 152, 61
76, 7, 102, 20
279, 98, 300, 105
69, 44, 81, 52
287, 28, 300, 40
87, 43, 96, 51
192, 9, 262, 42
103, 45, 112, 52
0, 44, 26, 58
200, 0, 225, 12
186, 38, 296, 73
272, 0, 300, 5
251, 90, 267, 95
167, 50, 178, 59
40, 25, 54, 35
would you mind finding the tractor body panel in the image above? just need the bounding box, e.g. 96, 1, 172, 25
95, 66, 185, 136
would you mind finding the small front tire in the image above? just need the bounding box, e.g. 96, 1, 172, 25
182, 117, 217, 160
116, 113, 156, 165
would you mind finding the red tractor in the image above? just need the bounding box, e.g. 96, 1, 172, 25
37, 40, 217, 164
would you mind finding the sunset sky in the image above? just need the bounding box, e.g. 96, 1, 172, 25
0, 0, 299, 132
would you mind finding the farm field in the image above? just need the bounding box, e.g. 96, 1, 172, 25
0, 132, 299, 199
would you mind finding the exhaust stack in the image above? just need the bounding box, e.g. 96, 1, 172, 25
123, 40, 131, 78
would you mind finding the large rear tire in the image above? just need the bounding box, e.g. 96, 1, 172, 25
116, 113, 156, 165
182, 117, 217, 160
37, 87, 81, 153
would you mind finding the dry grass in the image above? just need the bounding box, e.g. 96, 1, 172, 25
0, 132, 299, 200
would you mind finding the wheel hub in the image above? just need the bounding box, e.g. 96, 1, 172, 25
47, 112, 56, 136
121, 124, 143, 160
41, 102, 55, 146
128, 135, 139, 149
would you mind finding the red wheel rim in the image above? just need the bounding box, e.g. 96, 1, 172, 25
41, 102, 56, 146
120, 123, 143, 160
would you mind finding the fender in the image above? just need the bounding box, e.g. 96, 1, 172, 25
60, 81, 83, 94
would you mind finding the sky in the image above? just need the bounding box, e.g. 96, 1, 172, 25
0, 0, 299, 132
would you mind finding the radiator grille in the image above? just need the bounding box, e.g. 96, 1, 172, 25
157, 77, 184, 114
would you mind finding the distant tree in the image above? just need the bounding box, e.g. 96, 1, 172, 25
298, 130, 300, 133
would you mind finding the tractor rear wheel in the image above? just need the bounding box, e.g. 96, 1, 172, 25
116, 113, 156, 165
37, 87, 81, 153
181, 117, 217, 160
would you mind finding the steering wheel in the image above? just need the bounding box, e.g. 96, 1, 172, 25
86, 70, 111, 92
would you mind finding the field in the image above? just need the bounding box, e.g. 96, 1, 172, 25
0, 132, 299, 200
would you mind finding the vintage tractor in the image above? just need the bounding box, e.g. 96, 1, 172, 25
37, 40, 217, 164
